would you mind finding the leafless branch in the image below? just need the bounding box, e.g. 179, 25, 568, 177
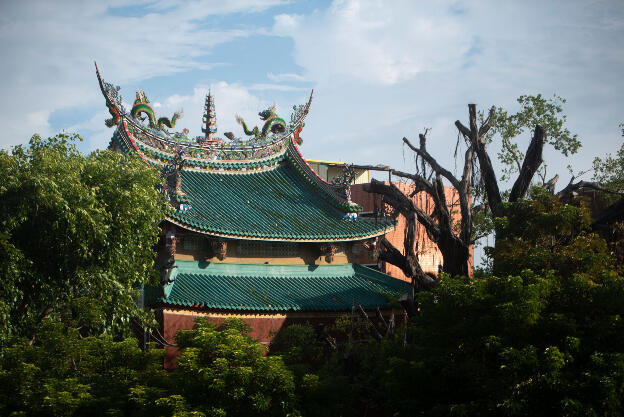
509, 125, 545, 202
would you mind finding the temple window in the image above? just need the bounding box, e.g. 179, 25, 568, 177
237, 241, 299, 257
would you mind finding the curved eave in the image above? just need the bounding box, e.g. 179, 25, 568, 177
146, 262, 411, 312
164, 216, 396, 243
114, 118, 292, 171
96, 63, 314, 169
286, 140, 363, 213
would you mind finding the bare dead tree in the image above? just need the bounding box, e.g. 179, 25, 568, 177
455, 104, 545, 217
365, 104, 547, 294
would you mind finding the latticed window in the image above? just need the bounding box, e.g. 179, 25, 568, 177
181, 235, 207, 251
237, 241, 299, 257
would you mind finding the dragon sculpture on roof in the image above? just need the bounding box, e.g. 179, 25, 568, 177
131, 89, 183, 130
235, 104, 287, 140
95, 61, 313, 161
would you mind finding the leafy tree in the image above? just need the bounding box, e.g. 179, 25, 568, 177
0, 133, 165, 343
172, 318, 298, 417
0, 319, 168, 416
270, 192, 624, 416
482, 94, 581, 183
592, 123, 624, 193
270, 317, 409, 417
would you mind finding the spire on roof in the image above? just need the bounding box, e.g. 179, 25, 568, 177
201, 89, 217, 141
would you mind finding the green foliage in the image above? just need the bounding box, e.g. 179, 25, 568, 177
489, 189, 609, 277
0, 319, 167, 416
592, 123, 624, 194
481, 94, 581, 182
404, 194, 624, 415
0, 133, 165, 342
2, 129, 623, 416
269, 192, 624, 416
173, 318, 299, 417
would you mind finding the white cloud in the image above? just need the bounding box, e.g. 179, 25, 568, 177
273, 0, 469, 85
266, 72, 307, 82
1, 0, 623, 197
249, 83, 308, 92
271, 0, 624, 187
0, 0, 287, 149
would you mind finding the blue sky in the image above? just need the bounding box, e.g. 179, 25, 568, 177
1, 0, 623, 190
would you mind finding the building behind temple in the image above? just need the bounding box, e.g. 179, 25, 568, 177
307, 161, 470, 279
95, 63, 411, 367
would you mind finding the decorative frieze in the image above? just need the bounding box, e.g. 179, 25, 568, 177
319, 243, 338, 263
211, 239, 227, 260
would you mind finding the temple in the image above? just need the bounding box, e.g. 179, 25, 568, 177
95, 63, 410, 366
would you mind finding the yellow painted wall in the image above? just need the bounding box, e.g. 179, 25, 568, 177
171, 237, 369, 265
306, 160, 370, 185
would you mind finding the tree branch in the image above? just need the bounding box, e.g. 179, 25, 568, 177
402, 137, 461, 190
389, 169, 435, 196
543, 174, 559, 193
365, 180, 441, 241
509, 125, 545, 202
557, 180, 624, 200
462, 104, 504, 217
478, 106, 496, 137
455, 121, 471, 138
357, 305, 383, 341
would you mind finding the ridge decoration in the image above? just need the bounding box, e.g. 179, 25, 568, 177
235, 104, 287, 140
131, 89, 183, 130
95, 62, 313, 165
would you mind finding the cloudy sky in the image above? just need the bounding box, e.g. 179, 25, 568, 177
1, 0, 623, 188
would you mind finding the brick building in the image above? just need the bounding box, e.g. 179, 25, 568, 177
312, 163, 473, 281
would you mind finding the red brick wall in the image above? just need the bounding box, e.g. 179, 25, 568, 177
162, 311, 291, 368
160, 309, 399, 369
351, 182, 473, 281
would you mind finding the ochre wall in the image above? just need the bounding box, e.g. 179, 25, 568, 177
160, 230, 375, 266
306, 161, 370, 185
351, 182, 474, 280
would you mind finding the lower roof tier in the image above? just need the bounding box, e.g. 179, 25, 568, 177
149, 261, 411, 311
167, 161, 395, 241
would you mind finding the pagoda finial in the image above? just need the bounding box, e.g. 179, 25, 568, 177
202, 89, 217, 141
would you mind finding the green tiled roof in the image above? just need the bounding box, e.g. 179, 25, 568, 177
167, 162, 395, 241
152, 261, 410, 311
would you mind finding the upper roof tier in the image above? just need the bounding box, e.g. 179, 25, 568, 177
96, 62, 395, 242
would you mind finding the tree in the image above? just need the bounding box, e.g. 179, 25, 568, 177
0, 318, 168, 416
364, 95, 600, 292
269, 192, 624, 416
173, 318, 298, 417
364, 102, 544, 288
592, 123, 624, 194
481, 94, 581, 184
0, 133, 165, 343
405, 192, 624, 416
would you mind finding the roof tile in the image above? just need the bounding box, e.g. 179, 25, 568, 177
150, 261, 410, 312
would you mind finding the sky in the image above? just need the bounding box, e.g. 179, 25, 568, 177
0, 1, 622, 218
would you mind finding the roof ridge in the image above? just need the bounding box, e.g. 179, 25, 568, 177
285, 140, 363, 213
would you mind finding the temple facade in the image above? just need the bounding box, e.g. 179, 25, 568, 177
95, 63, 410, 367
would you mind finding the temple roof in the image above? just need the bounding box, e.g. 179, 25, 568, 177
96, 63, 395, 242
167, 160, 394, 241
150, 261, 410, 311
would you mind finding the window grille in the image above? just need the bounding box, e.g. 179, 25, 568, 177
237, 241, 299, 257
182, 235, 207, 251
